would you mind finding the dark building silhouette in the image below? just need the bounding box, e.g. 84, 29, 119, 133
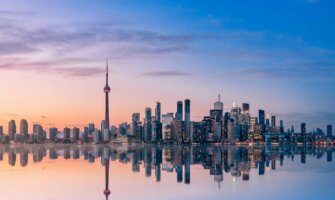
242, 103, 250, 113
271, 116, 276, 127
176, 101, 183, 121
301, 123, 306, 142
184, 99, 191, 143
259, 110, 265, 125
327, 125, 333, 139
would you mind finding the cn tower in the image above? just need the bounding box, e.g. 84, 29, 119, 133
104, 59, 111, 131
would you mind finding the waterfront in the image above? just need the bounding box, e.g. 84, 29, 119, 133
0, 144, 334, 200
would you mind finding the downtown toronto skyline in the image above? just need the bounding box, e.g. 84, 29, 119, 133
1, 1, 335, 200
0, 62, 332, 145
1, 0, 335, 131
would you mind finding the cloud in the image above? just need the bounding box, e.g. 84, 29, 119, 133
0, 17, 215, 57
205, 16, 243, 26
52, 67, 105, 77
2, 113, 22, 117
0, 42, 37, 55
0, 9, 34, 17
41, 116, 47, 119
0, 7, 334, 82
235, 64, 335, 80
141, 70, 191, 77
0, 12, 222, 77
0, 60, 105, 77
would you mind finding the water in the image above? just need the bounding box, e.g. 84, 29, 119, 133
0, 144, 334, 200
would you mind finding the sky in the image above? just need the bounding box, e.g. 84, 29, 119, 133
0, 0, 334, 132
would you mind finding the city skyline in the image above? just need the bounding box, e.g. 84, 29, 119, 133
0, 94, 332, 134
0, 0, 335, 132
0, 95, 332, 145
1, 1, 335, 200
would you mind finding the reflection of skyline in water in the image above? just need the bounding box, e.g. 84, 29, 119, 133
2, 145, 334, 188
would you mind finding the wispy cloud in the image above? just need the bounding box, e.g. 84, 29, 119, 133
0, 42, 37, 55
0, 8, 334, 82
0, 60, 104, 77
52, 67, 105, 77
0, 9, 34, 17
141, 70, 191, 77
205, 16, 243, 26
233, 58, 335, 80
0, 12, 221, 77
2, 113, 22, 117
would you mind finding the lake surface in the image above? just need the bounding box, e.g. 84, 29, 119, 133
0, 144, 334, 200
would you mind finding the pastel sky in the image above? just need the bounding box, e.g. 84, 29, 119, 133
0, 0, 334, 132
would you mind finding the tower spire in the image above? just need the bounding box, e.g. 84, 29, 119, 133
218, 94, 221, 102
106, 58, 109, 86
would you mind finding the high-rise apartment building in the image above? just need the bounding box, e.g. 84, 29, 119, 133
8, 120, 16, 141
184, 99, 191, 143
144, 107, 152, 142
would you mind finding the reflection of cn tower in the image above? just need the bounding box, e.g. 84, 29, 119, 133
104, 156, 111, 200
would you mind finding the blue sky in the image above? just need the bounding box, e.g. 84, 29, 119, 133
0, 0, 334, 131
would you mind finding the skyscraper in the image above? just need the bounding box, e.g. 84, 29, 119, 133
0, 126, 3, 136
271, 116, 276, 127
144, 107, 152, 142
223, 112, 231, 141
301, 123, 306, 142
301, 123, 306, 135
265, 118, 270, 127
72, 127, 80, 142
104, 60, 111, 132
131, 113, 141, 137
153, 119, 162, 142
210, 109, 223, 142
240, 103, 250, 142
49, 127, 58, 142
184, 99, 191, 143
20, 119, 28, 138
153, 102, 162, 142
63, 127, 71, 142
33, 124, 45, 142
249, 117, 257, 139
214, 94, 224, 111
327, 125, 333, 139
8, 120, 16, 141
162, 113, 174, 141
155, 102, 161, 123
176, 101, 183, 121
242, 103, 250, 113
88, 123, 95, 135
279, 120, 284, 133
259, 110, 265, 125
